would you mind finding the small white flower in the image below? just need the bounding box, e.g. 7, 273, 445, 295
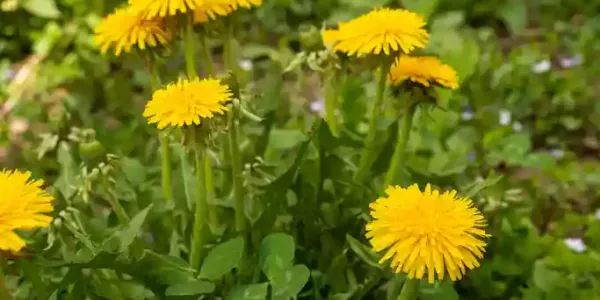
559, 54, 582, 69
238, 59, 253, 71
499, 110, 511, 126
564, 238, 586, 253
310, 99, 325, 114
10, 118, 28, 135
550, 148, 565, 159
461, 111, 474, 121
532, 60, 551, 73
594, 209, 600, 220
512, 121, 523, 132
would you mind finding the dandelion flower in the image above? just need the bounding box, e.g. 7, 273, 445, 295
94, 7, 172, 56
193, 0, 262, 23
366, 184, 488, 283
322, 8, 429, 56
143, 78, 233, 129
0, 170, 54, 252
193, 0, 232, 23
226, 0, 262, 9
130, 0, 202, 18
388, 56, 459, 90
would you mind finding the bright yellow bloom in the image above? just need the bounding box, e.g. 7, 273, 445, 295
0, 170, 54, 252
193, 0, 232, 23
366, 184, 488, 283
94, 7, 172, 56
322, 8, 429, 56
193, 0, 262, 23
130, 0, 201, 18
388, 56, 459, 90
227, 0, 262, 9
143, 78, 233, 129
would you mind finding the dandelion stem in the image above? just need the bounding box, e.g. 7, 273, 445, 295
102, 176, 130, 223
397, 278, 420, 300
199, 29, 215, 76
0, 257, 12, 300
324, 70, 339, 136
205, 151, 220, 232
223, 16, 246, 232
149, 64, 173, 203
184, 14, 197, 78
383, 101, 416, 190
355, 62, 391, 182
189, 128, 208, 269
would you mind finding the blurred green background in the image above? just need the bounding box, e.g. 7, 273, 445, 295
1, 0, 600, 299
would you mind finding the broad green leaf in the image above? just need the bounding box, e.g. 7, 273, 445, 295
260, 233, 295, 279
121, 157, 147, 187
165, 281, 215, 296
54, 142, 78, 199
346, 235, 382, 269
22, 0, 61, 18
227, 283, 269, 300
271, 264, 310, 300
199, 236, 245, 281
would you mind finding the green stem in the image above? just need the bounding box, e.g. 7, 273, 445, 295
355, 62, 391, 182
102, 177, 130, 223
199, 29, 215, 76
396, 278, 420, 300
223, 17, 246, 233
324, 70, 339, 136
229, 104, 246, 232
189, 129, 207, 269
150, 65, 173, 203
184, 14, 197, 78
0, 257, 12, 300
205, 152, 220, 232
382, 102, 416, 190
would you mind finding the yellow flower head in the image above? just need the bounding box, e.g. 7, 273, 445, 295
366, 184, 488, 283
0, 170, 54, 252
130, 0, 201, 18
322, 8, 429, 56
389, 56, 459, 90
143, 78, 233, 129
193, 0, 262, 23
94, 7, 172, 56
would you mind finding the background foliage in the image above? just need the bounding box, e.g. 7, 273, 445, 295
1, 0, 600, 299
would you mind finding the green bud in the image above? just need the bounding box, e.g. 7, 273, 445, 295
299, 25, 323, 52
78, 140, 105, 161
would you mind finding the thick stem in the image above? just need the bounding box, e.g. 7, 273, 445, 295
102, 177, 130, 223
0, 257, 12, 300
355, 63, 391, 182
150, 66, 173, 203
199, 29, 215, 76
223, 17, 246, 232
184, 14, 197, 78
159, 133, 173, 202
397, 278, 420, 300
324, 70, 339, 136
229, 105, 246, 232
189, 129, 208, 269
205, 152, 220, 231
382, 102, 416, 190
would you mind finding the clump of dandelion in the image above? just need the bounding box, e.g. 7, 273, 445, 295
366, 184, 488, 283
0, 170, 54, 252
94, 7, 172, 56
388, 56, 459, 90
